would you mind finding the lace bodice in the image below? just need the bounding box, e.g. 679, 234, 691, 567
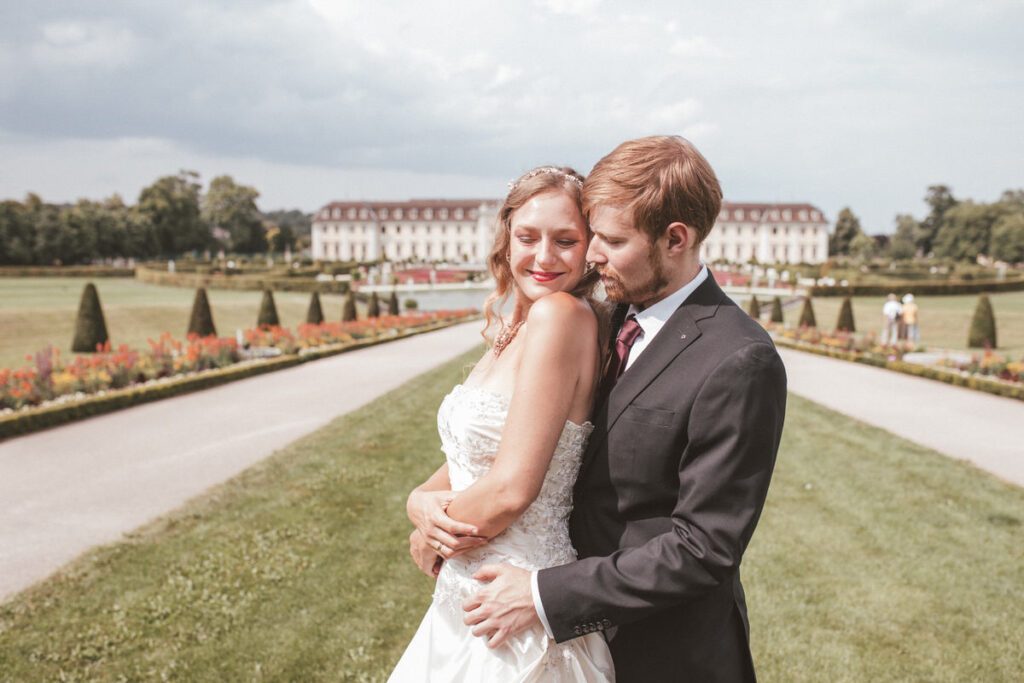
432, 383, 593, 614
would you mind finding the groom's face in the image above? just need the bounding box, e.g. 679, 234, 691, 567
586, 205, 668, 308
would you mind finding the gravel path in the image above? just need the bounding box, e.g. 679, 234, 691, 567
779, 348, 1024, 487
0, 322, 483, 602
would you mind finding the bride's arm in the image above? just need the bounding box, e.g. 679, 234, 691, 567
445, 293, 597, 539
408, 463, 487, 559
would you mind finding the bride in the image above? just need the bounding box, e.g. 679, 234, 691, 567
389, 166, 615, 682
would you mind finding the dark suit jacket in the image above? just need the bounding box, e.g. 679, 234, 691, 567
537, 274, 787, 683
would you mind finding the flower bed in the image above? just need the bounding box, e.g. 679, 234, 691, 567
0, 310, 478, 436
766, 323, 1024, 402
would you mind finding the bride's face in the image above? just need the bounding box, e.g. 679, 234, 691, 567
508, 190, 589, 303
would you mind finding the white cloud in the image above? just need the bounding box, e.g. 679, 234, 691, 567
669, 36, 724, 59
31, 21, 139, 68
645, 99, 703, 130
0, 0, 1021, 233
533, 0, 602, 17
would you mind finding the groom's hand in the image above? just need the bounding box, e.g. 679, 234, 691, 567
463, 564, 538, 648
407, 489, 487, 560
408, 530, 443, 578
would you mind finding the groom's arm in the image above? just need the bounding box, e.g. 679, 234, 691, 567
537, 342, 787, 642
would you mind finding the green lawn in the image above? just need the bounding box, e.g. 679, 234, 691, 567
780, 291, 1024, 357
0, 278, 361, 370
0, 348, 1021, 681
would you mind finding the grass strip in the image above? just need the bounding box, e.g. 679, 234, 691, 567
0, 350, 1021, 681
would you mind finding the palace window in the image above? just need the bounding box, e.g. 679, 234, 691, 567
735, 209, 744, 220
439, 208, 448, 219
395, 208, 403, 219
455, 208, 464, 219
380, 208, 389, 219
424, 208, 433, 219
410, 209, 418, 219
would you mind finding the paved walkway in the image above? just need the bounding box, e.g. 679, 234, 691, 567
779, 348, 1024, 487
0, 322, 483, 602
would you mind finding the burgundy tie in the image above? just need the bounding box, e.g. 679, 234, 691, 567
604, 314, 643, 387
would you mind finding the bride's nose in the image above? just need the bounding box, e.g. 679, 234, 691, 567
536, 239, 558, 267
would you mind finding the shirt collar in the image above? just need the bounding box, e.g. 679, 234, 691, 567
628, 264, 709, 334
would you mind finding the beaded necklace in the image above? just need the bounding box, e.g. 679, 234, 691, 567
492, 320, 525, 358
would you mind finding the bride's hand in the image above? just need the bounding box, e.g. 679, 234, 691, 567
409, 530, 444, 578
407, 489, 488, 560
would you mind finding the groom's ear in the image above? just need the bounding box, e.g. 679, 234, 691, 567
664, 221, 696, 255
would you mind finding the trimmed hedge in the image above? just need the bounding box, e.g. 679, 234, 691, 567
135, 265, 350, 294
968, 295, 997, 349
0, 266, 134, 277
773, 337, 1024, 402
0, 316, 480, 441
342, 290, 358, 322
187, 287, 217, 337
367, 292, 381, 318
798, 297, 817, 328
257, 290, 280, 328
388, 290, 400, 316
746, 295, 761, 319
306, 292, 325, 325
770, 296, 784, 324
836, 297, 856, 333
71, 283, 110, 353
809, 276, 1024, 297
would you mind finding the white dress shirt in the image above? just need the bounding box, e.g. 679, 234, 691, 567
530, 264, 709, 638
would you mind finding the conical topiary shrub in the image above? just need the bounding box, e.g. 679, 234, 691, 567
306, 291, 324, 325
187, 287, 217, 338
770, 296, 784, 324
968, 294, 997, 348
798, 297, 817, 328
746, 295, 761, 320
71, 282, 110, 353
388, 289, 400, 316
367, 292, 381, 318
341, 290, 357, 322
257, 289, 280, 328
835, 296, 856, 333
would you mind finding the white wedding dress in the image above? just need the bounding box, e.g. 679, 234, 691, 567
390, 383, 615, 682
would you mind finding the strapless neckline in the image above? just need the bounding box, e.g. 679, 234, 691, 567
451, 383, 594, 432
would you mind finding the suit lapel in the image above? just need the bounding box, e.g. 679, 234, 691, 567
582, 274, 728, 467
609, 274, 727, 429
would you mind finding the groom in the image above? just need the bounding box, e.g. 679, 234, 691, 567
462, 136, 787, 682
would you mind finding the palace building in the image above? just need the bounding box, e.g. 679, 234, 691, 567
311, 199, 829, 265
700, 203, 830, 264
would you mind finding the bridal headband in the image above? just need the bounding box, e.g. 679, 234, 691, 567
507, 167, 584, 192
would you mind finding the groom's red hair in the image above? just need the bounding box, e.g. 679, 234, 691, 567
583, 135, 722, 245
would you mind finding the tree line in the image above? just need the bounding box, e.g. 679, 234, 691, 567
0, 171, 311, 266
830, 185, 1024, 263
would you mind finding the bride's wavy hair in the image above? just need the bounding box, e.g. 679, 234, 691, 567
481, 166, 600, 344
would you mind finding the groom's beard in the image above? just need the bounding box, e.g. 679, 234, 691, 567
599, 248, 669, 308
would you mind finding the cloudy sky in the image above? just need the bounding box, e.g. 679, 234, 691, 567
1, 0, 1021, 233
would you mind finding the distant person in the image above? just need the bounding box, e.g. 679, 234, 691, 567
902, 293, 920, 344
882, 293, 902, 345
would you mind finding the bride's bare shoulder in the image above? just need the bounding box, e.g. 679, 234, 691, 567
525, 292, 598, 349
